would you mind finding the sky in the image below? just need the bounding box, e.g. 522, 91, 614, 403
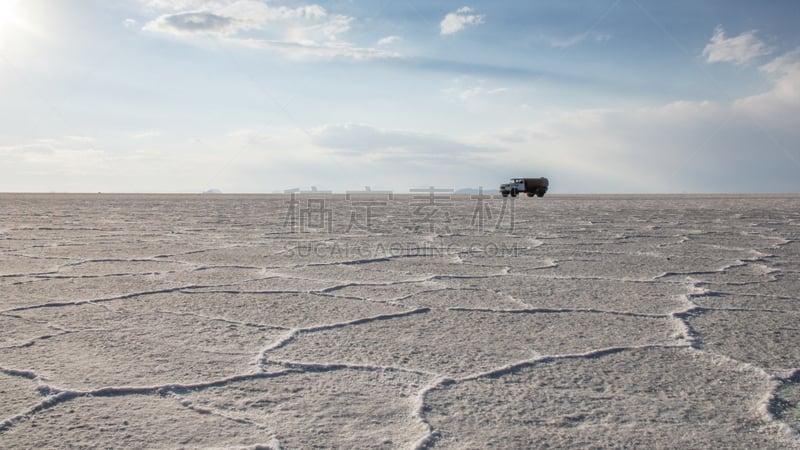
1, 0, 799, 193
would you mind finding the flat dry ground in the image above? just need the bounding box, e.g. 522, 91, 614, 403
1, 193, 798, 448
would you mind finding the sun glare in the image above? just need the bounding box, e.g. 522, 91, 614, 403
0, 0, 31, 33
0, 0, 39, 50
0, 0, 20, 25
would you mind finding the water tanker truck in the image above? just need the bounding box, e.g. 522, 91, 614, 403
499, 177, 548, 198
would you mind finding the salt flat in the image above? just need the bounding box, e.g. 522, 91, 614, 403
1, 193, 799, 448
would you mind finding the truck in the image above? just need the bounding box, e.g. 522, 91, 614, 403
499, 177, 549, 198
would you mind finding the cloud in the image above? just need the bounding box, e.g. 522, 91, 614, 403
64, 135, 96, 143
143, 2, 331, 37
0, 133, 227, 192
734, 48, 800, 131
140, 0, 226, 11
703, 25, 771, 65
483, 48, 800, 193
226, 37, 399, 60
0, 139, 105, 171
312, 123, 498, 157
456, 87, 507, 99
388, 56, 588, 84
440, 6, 484, 35
145, 11, 237, 35
549, 31, 610, 49
140, 0, 394, 60
0, 143, 55, 160
128, 130, 163, 139
143, 125, 507, 192
377, 35, 400, 46
443, 78, 508, 100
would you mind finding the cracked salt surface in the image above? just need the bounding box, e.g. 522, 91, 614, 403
1, 193, 799, 448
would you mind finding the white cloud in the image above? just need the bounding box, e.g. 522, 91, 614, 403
377, 35, 400, 46
283, 12, 352, 44
172, 126, 498, 192
128, 130, 163, 139
140, 0, 395, 60
440, 6, 484, 35
227, 128, 275, 147
443, 78, 508, 100
143, 2, 333, 37
0, 133, 238, 192
0, 139, 105, 173
759, 48, 800, 75
483, 48, 800, 193
445, 86, 508, 100
734, 48, 800, 130
549, 31, 610, 49
703, 25, 771, 65
144, 11, 239, 35
225, 37, 399, 60
140, 0, 227, 11
64, 135, 96, 143
312, 123, 498, 157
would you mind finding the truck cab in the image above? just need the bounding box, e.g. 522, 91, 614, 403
499, 177, 548, 198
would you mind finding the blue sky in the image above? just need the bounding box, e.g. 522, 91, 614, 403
1, 0, 799, 193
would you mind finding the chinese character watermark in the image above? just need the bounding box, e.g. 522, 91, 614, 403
470, 186, 515, 233
410, 186, 453, 234
345, 187, 394, 233
283, 187, 333, 233
282, 186, 517, 234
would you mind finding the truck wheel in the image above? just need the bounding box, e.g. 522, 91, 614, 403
511, 189, 518, 197
526, 192, 534, 197
501, 192, 509, 197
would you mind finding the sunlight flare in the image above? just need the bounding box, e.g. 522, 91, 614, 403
0, 0, 22, 28
0, 0, 36, 37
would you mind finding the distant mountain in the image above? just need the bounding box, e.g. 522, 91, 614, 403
202, 188, 223, 194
